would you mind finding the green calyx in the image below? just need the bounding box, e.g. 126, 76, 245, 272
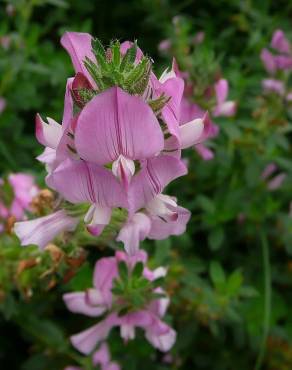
111, 261, 166, 315
72, 38, 171, 118
83, 39, 152, 97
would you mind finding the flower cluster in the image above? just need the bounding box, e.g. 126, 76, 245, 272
158, 23, 236, 160
63, 250, 175, 355
15, 32, 211, 255
0, 173, 38, 233
261, 29, 292, 99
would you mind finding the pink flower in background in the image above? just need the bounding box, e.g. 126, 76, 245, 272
8, 174, 39, 220
179, 97, 219, 160
262, 79, 285, 96
271, 29, 291, 54
65, 342, 120, 370
261, 48, 277, 74
158, 39, 171, 52
64, 251, 176, 354
213, 79, 237, 117
261, 163, 287, 191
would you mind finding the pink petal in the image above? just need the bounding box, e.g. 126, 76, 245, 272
160, 77, 185, 143
84, 204, 112, 236
75, 87, 164, 165
116, 213, 151, 255
261, 163, 277, 180
165, 117, 204, 150
62, 77, 74, 131
260, 48, 276, 74
92, 342, 110, 366
145, 322, 176, 352
46, 158, 127, 208
267, 173, 287, 190
35, 114, 63, 149
63, 292, 105, 317
71, 314, 117, 354
129, 156, 187, 212
215, 79, 228, 105
213, 101, 237, 117
14, 210, 78, 249
61, 32, 95, 84
262, 78, 285, 96
148, 205, 191, 240
195, 144, 214, 160
271, 29, 290, 54
274, 55, 292, 70
93, 257, 118, 302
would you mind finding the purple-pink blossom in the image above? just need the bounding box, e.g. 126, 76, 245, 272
63, 251, 176, 354
0, 173, 39, 233
15, 32, 207, 252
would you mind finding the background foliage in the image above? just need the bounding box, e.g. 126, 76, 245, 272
0, 0, 292, 369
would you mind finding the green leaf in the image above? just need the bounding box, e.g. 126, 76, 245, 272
227, 269, 243, 296
132, 262, 144, 279
118, 261, 128, 281
209, 261, 226, 291
111, 40, 121, 67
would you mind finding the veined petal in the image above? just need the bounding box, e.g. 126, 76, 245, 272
165, 118, 204, 150
148, 205, 191, 240
145, 322, 176, 352
71, 314, 117, 355
46, 158, 127, 208
14, 210, 78, 249
62, 77, 74, 130
93, 257, 118, 303
75, 87, 164, 165
61, 32, 95, 84
63, 292, 105, 317
116, 213, 151, 255
129, 156, 187, 212
35, 114, 62, 149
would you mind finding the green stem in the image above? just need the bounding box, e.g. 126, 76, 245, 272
254, 231, 271, 370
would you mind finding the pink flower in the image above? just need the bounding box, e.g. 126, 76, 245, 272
158, 39, 171, 52
65, 342, 120, 370
262, 78, 285, 96
213, 79, 236, 117
117, 194, 191, 254
261, 163, 286, 191
261, 48, 277, 74
271, 30, 290, 54
64, 251, 176, 354
8, 174, 39, 220
179, 97, 219, 160
14, 210, 79, 249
